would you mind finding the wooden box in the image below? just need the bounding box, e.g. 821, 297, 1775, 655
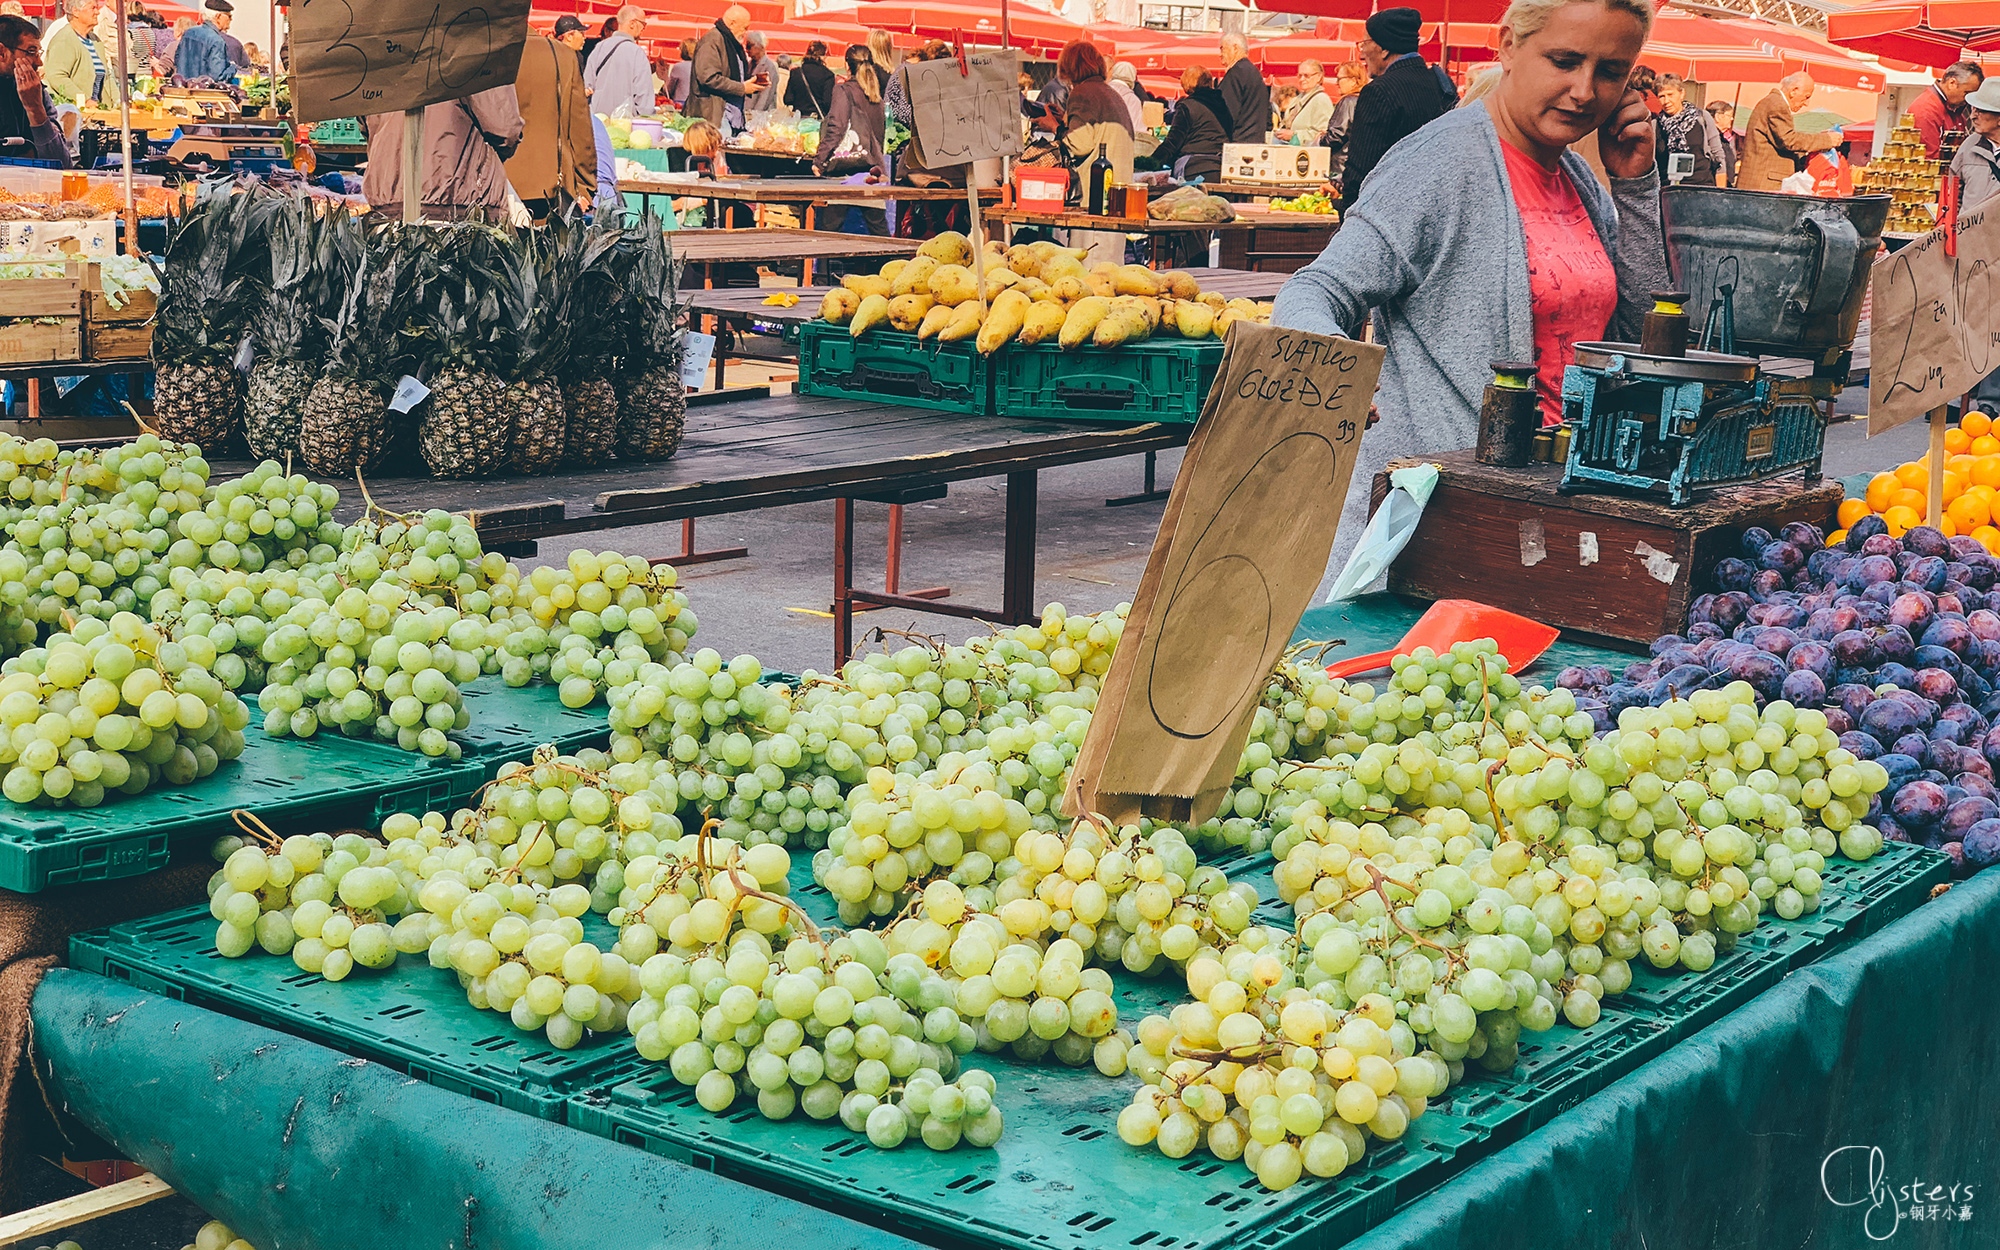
83, 288, 156, 361
1216, 220, 1336, 274
1375, 449, 1843, 648
0, 265, 83, 364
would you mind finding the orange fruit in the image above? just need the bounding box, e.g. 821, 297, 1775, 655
1965, 410, 1992, 438
1949, 493, 1990, 531
1827, 528, 1848, 548
1896, 461, 1929, 488
1945, 428, 1971, 455
1883, 504, 1921, 536
1975, 524, 2000, 554
1973, 435, 2000, 457
1945, 471, 1968, 501
1890, 488, 1928, 512
1942, 516, 1960, 537
1972, 483, 1998, 507
1950, 454, 1976, 476
1838, 498, 1870, 529
1974, 457, 2000, 490
1866, 472, 1899, 510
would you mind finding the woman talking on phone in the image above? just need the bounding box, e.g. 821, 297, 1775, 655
1273, 0, 1669, 577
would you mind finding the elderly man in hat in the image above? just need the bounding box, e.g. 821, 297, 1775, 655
173, 0, 236, 85
1338, 6, 1453, 209
553, 13, 587, 61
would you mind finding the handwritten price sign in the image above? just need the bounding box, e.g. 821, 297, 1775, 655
1868, 203, 1999, 435
903, 51, 1022, 169
290, 0, 531, 124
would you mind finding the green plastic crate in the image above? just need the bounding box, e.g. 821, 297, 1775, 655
1610, 935, 1791, 1042
0, 733, 484, 893
1739, 842, 1949, 968
566, 1033, 1483, 1250
69, 904, 634, 1122
992, 340, 1223, 424
309, 117, 362, 144
448, 678, 613, 768
797, 323, 990, 415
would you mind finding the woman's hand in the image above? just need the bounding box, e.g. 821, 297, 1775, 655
1599, 87, 1655, 179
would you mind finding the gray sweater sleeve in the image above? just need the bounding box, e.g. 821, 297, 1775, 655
1269, 206, 1425, 339
1606, 169, 1670, 342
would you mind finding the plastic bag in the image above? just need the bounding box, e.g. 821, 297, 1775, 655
1324, 463, 1440, 602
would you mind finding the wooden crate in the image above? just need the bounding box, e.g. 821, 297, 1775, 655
1375, 449, 1843, 648
83, 288, 156, 361
0, 264, 84, 363
1216, 220, 1336, 273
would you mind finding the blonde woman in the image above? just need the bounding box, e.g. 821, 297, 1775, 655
1273, 0, 1669, 579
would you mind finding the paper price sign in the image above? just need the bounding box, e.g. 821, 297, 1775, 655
290, 0, 531, 124
1868, 202, 2000, 435
903, 50, 1022, 169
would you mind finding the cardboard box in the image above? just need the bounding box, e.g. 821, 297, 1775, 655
1220, 144, 1329, 184
2, 219, 119, 260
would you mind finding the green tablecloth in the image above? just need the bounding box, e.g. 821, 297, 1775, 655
1353, 868, 2000, 1250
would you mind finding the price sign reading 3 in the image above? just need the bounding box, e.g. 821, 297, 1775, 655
290, 0, 529, 123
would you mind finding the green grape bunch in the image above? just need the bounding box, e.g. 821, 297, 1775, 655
0, 612, 249, 807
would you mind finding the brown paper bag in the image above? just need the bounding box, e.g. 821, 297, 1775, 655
1065, 323, 1384, 825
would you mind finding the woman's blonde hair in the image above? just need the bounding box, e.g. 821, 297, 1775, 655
681, 121, 723, 158
866, 28, 899, 71
1457, 65, 1502, 107
1500, 0, 1653, 43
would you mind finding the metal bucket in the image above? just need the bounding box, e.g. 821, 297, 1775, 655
1659, 186, 1891, 366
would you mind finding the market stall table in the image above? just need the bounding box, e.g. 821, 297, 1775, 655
619, 177, 1003, 232
983, 204, 1337, 270
209, 391, 1190, 667
667, 227, 918, 289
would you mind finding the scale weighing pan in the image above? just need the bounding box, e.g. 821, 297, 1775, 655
1325, 599, 1560, 679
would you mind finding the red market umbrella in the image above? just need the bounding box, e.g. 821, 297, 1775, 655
850, 1, 1093, 52
539, 0, 787, 26
1640, 12, 1794, 83
1248, 0, 1511, 21
1827, 0, 2000, 69
1722, 20, 1887, 93
1254, 23, 1499, 71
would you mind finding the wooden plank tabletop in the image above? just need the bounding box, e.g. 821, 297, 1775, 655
667, 228, 919, 264
622, 177, 1003, 204
210, 392, 1188, 546
984, 204, 1339, 232
684, 267, 1290, 323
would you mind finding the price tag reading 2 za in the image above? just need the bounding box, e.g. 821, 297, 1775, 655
290, 0, 532, 124
1868, 202, 2000, 435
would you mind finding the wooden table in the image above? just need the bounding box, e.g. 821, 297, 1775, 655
622, 177, 1003, 232
211, 391, 1189, 667
982, 204, 1337, 269
669, 227, 917, 288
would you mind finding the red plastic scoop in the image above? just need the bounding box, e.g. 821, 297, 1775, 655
1324, 599, 1560, 680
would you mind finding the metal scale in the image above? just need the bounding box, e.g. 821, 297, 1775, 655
1477, 186, 1891, 506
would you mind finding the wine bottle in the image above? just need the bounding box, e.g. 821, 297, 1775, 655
1087, 142, 1114, 216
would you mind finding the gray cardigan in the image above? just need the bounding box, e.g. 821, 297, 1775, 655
1273, 101, 1670, 585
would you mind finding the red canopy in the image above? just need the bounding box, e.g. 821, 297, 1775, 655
849, 1, 1094, 52
537, 0, 786, 26
1827, 0, 2000, 68
1248, 0, 1511, 21
1731, 20, 1886, 92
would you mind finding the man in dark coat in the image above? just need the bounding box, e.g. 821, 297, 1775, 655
690, 4, 764, 132
1218, 33, 1268, 145
1339, 7, 1452, 210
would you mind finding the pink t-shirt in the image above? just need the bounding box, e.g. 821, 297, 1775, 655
1500, 139, 1618, 426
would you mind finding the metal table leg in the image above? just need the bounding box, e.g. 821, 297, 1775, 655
1105, 450, 1172, 506
1003, 470, 1038, 624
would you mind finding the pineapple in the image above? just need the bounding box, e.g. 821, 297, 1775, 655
561, 215, 636, 468
503, 209, 592, 474
296, 228, 418, 478
616, 211, 688, 462
150, 193, 277, 452
418, 225, 521, 479
245, 197, 356, 460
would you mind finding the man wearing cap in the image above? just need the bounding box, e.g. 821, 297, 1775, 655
506, 25, 596, 219
1108, 61, 1144, 133
553, 14, 587, 60
173, 0, 235, 85
1339, 7, 1451, 209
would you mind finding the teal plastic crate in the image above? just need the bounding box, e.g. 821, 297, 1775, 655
69, 904, 634, 1122
566, 1026, 1484, 1250
797, 323, 990, 415
0, 733, 484, 893
1739, 842, 1949, 968
992, 340, 1223, 424
448, 678, 612, 767
309, 117, 362, 144
1609, 935, 1791, 1042
1427, 1007, 1671, 1148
